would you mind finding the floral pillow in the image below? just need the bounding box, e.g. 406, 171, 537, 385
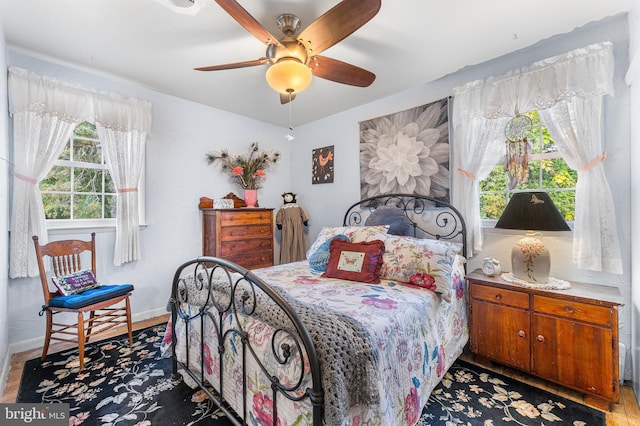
306, 225, 389, 259
52, 269, 101, 296
322, 239, 386, 283
379, 235, 464, 301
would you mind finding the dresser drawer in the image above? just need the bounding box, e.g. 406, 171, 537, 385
471, 283, 529, 309
219, 210, 272, 226
219, 224, 272, 241
227, 250, 273, 269
219, 237, 273, 256
533, 295, 612, 326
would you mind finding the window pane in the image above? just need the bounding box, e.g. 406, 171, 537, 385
73, 138, 101, 164
74, 122, 98, 139
512, 160, 540, 191
478, 109, 575, 222
548, 190, 576, 222
105, 170, 116, 194
42, 194, 71, 219
73, 194, 103, 219
480, 164, 507, 192
40, 166, 71, 191
59, 141, 71, 161
480, 193, 506, 220
542, 158, 577, 189
73, 168, 102, 193
105, 195, 117, 219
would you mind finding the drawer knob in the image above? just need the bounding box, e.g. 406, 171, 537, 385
495, 294, 502, 301
536, 335, 545, 343
260, 229, 266, 234
517, 330, 525, 338
565, 306, 575, 314
587, 386, 597, 392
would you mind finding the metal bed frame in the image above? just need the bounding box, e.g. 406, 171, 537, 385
169, 193, 467, 426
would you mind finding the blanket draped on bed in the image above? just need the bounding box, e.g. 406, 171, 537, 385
178, 268, 381, 426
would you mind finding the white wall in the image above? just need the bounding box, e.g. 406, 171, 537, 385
4, 51, 293, 352
291, 14, 635, 382
0, 21, 10, 394
627, 0, 640, 403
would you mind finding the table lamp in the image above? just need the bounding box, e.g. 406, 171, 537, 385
495, 192, 570, 284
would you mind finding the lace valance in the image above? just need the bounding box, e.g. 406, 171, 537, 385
8, 67, 151, 132
453, 42, 614, 120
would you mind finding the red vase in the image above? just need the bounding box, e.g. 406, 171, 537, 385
244, 189, 258, 208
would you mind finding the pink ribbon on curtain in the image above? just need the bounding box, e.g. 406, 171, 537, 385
13, 172, 37, 184
457, 168, 477, 180
117, 188, 138, 193
580, 151, 606, 172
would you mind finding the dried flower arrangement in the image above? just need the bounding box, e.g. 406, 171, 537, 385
205, 142, 281, 190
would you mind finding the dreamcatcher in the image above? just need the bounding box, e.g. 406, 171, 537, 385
504, 113, 532, 190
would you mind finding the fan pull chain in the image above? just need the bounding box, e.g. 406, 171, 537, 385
285, 89, 295, 141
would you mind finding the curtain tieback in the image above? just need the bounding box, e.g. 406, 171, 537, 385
117, 187, 138, 193
14, 172, 37, 184
457, 168, 476, 180
580, 151, 606, 172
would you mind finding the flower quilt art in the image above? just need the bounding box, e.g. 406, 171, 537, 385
359, 97, 451, 201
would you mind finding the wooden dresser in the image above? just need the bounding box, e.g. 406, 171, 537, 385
201, 208, 274, 269
466, 269, 623, 410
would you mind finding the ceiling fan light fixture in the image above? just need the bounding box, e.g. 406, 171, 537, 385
265, 59, 312, 95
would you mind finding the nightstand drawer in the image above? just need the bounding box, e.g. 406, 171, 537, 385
471, 283, 529, 309
533, 295, 612, 326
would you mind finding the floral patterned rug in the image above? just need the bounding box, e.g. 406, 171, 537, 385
17, 325, 605, 425
421, 360, 606, 425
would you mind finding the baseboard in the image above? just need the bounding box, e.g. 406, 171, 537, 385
9, 307, 168, 355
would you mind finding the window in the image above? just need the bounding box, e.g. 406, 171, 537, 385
479, 111, 577, 221
40, 122, 116, 222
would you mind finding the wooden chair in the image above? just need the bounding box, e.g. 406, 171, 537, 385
32, 233, 134, 370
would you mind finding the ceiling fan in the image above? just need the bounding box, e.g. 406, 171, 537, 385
195, 0, 381, 104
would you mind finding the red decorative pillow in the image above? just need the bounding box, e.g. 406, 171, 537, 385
322, 239, 385, 283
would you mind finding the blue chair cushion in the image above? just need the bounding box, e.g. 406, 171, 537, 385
48, 284, 134, 310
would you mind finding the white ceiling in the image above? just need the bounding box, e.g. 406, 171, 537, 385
0, 0, 631, 128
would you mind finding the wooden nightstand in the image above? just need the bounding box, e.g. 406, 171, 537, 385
466, 269, 623, 410
201, 208, 274, 269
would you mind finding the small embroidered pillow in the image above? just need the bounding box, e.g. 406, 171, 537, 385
322, 239, 385, 284
52, 269, 101, 296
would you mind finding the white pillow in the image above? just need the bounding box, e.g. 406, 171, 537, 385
306, 225, 390, 259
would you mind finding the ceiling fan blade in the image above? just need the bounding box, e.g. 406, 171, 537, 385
214, 0, 280, 45
311, 56, 375, 87
297, 0, 381, 56
280, 93, 296, 104
194, 57, 269, 71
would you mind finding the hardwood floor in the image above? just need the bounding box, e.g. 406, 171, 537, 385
2, 315, 639, 426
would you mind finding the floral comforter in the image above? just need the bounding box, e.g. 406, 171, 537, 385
162, 256, 468, 426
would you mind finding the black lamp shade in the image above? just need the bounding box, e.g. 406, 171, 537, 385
495, 192, 570, 231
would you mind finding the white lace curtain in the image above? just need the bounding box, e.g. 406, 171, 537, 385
452, 42, 622, 273
95, 96, 150, 265
8, 67, 152, 278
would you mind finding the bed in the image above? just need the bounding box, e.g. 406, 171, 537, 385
162, 193, 468, 426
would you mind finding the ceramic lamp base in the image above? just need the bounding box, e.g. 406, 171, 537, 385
511, 231, 550, 284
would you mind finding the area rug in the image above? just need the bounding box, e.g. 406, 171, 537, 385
17, 325, 605, 425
